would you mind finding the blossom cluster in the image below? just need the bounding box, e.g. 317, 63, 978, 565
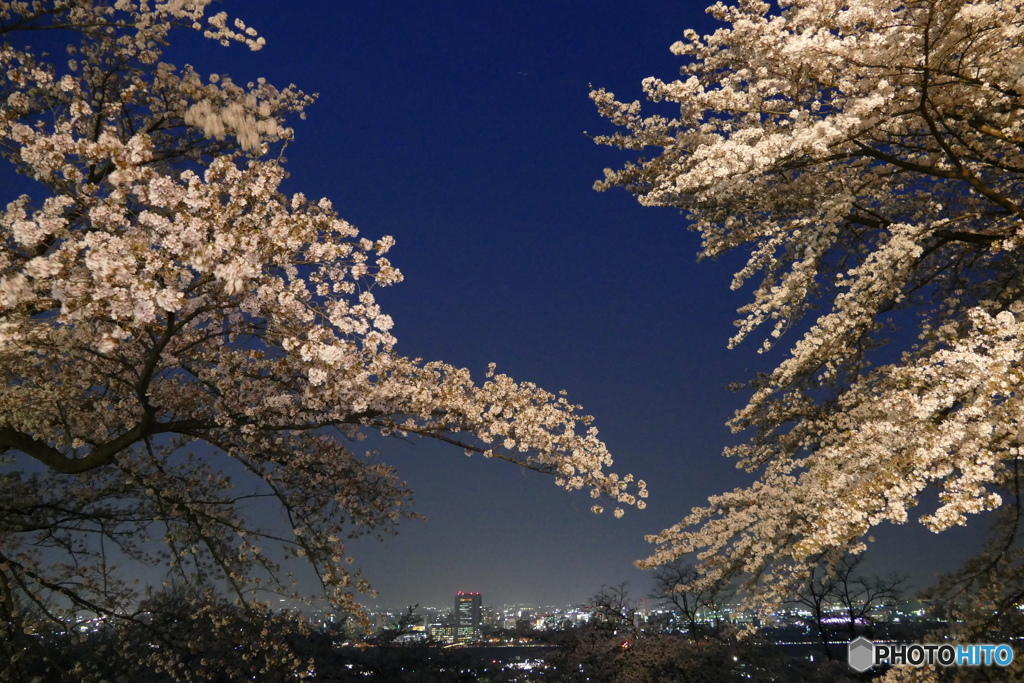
595, 0, 1024, 614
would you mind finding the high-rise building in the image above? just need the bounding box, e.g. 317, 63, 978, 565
455, 591, 482, 643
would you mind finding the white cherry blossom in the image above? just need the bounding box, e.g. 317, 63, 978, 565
0, 2, 643, 678
594, 0, 1024, 617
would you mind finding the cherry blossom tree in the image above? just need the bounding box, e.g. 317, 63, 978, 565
593, 0, 1024, 616
0, 2, 646, 679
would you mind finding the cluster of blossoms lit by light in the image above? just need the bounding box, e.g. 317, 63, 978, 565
0, 2, 643, 679
594, 0, 1024, 617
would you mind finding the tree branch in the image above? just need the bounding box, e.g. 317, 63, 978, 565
0, 418, 209, 474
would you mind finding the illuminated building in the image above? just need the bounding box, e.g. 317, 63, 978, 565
455, 591, 482, 643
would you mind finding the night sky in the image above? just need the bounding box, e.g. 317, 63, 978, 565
177, 0, 988, 610
17, 0, 988, 611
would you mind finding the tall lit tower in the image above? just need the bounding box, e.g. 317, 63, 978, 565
455, 591, 482, 643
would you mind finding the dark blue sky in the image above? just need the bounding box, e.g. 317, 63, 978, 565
168, 1, 979, 609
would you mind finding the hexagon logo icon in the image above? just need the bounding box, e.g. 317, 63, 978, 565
848, 636, 875, 672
